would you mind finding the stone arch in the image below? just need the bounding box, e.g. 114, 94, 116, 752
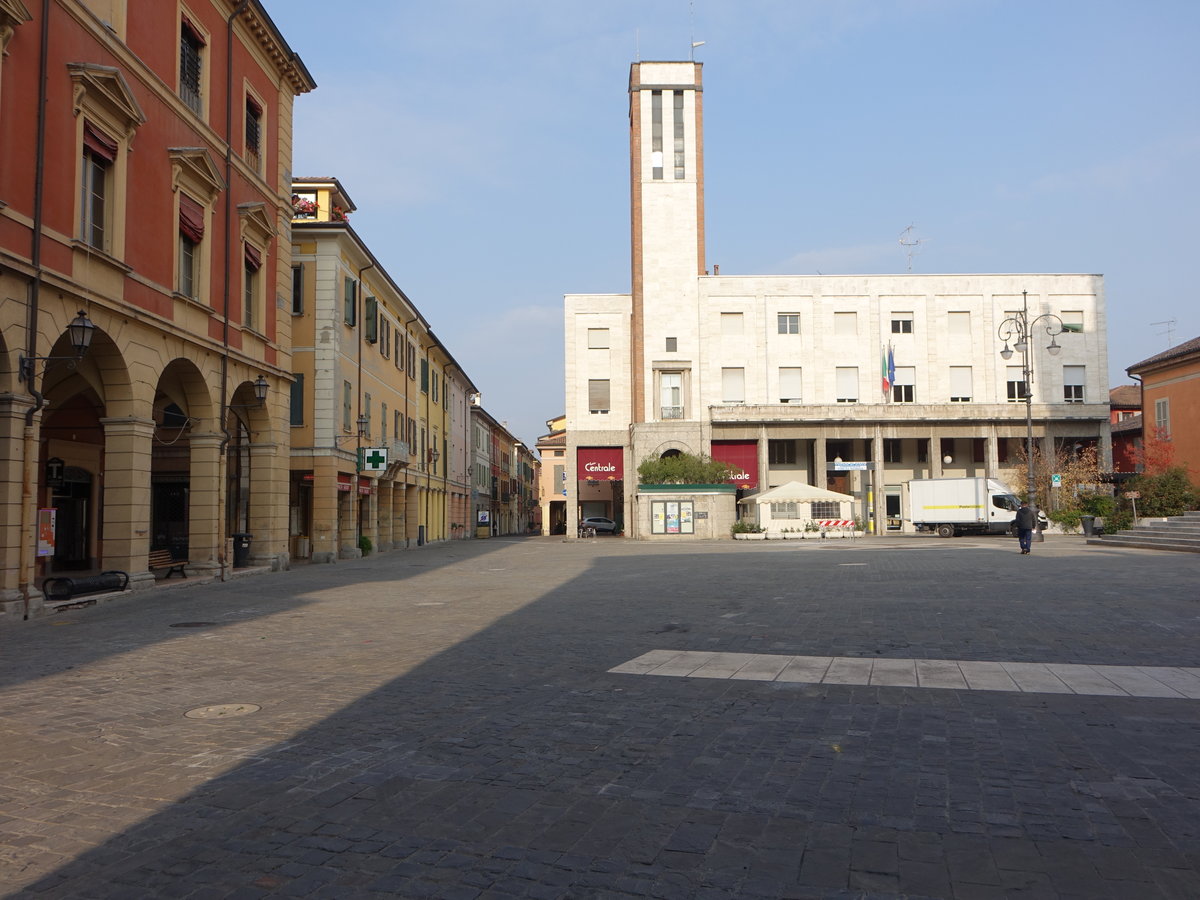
650, 439, 696, 458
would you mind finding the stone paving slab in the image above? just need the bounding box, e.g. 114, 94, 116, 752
611, 650, 1200, 699
2, 535, 1199, 898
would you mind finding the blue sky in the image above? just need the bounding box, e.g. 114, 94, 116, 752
264, 0, 1199, 449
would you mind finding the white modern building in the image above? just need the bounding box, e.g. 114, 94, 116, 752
564, 61, 1111, 538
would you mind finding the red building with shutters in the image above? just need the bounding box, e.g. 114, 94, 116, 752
0, 1, 314, 618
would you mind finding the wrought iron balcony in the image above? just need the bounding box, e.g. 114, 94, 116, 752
660, 406, 684, 419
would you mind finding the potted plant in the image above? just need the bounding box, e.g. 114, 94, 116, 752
731, 520, 765, 540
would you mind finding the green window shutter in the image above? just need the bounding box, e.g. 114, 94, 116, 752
289, 373, 304, 426
343, 277, 356, 325
365, 296, 378, 342
420, 358, 429, 393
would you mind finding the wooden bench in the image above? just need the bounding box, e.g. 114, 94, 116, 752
44, 571, 129, 602
148, 549, 188, 579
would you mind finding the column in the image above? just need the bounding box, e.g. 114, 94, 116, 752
100, 416, 157, 589
930, 432, 943, 478
248, 441, 288, 570
757, 426, 769, 490
813, 437, 827, 488
187, 432, 225, 578
871, 426, 885, 535
0, 397, 34, 613
985, 426, 1000, 478
310, 456, 340, 564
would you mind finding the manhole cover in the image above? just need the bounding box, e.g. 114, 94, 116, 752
170, 622, 216, 628
184, 703, 260, 719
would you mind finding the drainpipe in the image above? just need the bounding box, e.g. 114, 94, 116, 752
18, 0, 52, 618
216, 0, 252, 581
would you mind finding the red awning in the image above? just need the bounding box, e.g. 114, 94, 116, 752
711, 440, 759, 489
337, 473, 352, 492
244, 241, 262, 271
179, 193, 204, 242
181, 14, 207, 46
577, 446, 623, 481
83, 121, 117, 162
357, 476, 373, 495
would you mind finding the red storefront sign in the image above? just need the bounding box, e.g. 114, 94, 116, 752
337, 473, 353, 492
577, 446, 623, 481
711, 440, 758, 489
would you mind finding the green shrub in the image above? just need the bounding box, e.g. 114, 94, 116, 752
1128, 467, 1199, 517
731, 520, 764, 534
639, 452, 736, 484
358, 535, 373, 556
1047, 508, 1083, 532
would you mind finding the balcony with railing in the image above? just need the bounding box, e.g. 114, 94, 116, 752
661, 406, 684, 419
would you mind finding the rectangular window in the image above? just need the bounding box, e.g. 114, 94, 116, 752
891, 367, 915, 404
673, 90, 685, 179
80, 122, 115, 249
244, 94, 262, 173
408, 341, 416, 379
948, 311, 971, 335
343, 381, 352, 431
1063, 365, 1085, 403
650, 90, 663, 179
289, 373, 304, 426
779, 367, 802, 403
343, 277, 356, 326
660, 372, 683, 419
884, 439, 902, 463
380, 318, 390, 358
179, 17, 204, 115
770, 502, 800, 520
949, 366, 973, 403
812, 501, 840, 519
834, 311, 857, 336
890, 314, 913, 334
836, 367, 858, 403
777, 313, 800, 334
588, 379, 610, 414
1155, 398, 1170, 437
721, 367, 745, 403
420, 358, 429, 393
769, 440, 796, 465
665, 336, 677, 352
587, 327, 609, 349
1061, 310, 1084, 333
364, 296, 378, 343
363, 393, 372, 440
243, 243, 262, 330
291, 264, 303, 314
177, 192, 204, 299
1006, 366, 1027, 402
431, 369, 439, 403
720, 312, 743, 335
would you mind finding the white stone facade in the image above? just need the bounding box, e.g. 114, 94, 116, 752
564, 62, 1111, 538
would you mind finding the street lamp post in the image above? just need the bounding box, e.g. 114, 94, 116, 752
997, 290, 1064, 540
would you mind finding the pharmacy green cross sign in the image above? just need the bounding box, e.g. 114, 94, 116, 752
359, 448, 388, 472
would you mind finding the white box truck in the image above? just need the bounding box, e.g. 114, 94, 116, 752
906, 477, 1032, 537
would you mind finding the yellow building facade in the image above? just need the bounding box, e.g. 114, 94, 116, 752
288, 179, 475, 560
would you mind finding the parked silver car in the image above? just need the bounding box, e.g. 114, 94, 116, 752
580, 516, 618, 534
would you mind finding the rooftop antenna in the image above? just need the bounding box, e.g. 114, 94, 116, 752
898, 223, 927, 273
1151, 318, 1177, 349
690, 0, 704, 59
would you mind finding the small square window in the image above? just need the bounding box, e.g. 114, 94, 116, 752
890, 316, 913, 334
665, 337, 677, 352
777, 313, 799, 335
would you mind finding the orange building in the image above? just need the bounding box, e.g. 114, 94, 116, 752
1, 2, 314, 618
1128, 336, 1200, 480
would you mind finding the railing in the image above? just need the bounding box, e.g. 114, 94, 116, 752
661, 406, 684, 419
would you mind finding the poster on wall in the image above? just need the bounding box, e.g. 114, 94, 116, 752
680, 502, 694, 534
666, 502, 680, 534
37, 508, 56, 557
651, 503, 666, 534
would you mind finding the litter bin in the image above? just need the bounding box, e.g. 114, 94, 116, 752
232, 532, 253, 568
1080, 515, 1096, 536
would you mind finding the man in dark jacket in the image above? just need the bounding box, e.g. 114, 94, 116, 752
1015, 501, 1037, 554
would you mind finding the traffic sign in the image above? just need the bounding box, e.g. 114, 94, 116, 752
1051, 474, 1062, 487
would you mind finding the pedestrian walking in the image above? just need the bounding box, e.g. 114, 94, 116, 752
1015, 500, 1037, 554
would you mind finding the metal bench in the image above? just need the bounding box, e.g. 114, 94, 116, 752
148, 549, 188, 579
43, 571, 129, 602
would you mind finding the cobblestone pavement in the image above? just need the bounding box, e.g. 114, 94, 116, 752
1, 535, 1199, 899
